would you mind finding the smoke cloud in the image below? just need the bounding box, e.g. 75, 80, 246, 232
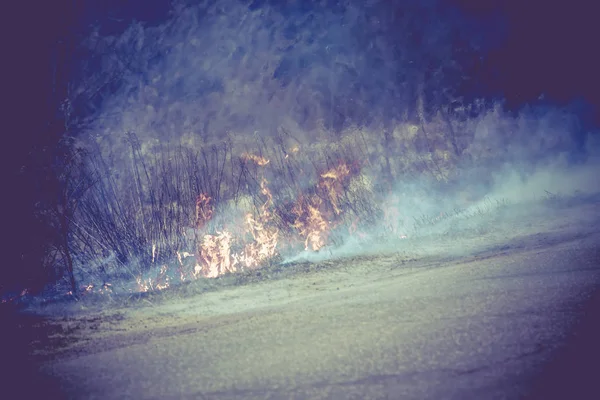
55, 0, 599, 294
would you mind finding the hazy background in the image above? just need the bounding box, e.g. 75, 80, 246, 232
4, 0, 600, 300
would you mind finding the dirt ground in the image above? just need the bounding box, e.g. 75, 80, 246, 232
4, 194, 600, 399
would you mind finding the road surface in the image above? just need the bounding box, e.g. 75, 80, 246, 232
4, 196, 600, 399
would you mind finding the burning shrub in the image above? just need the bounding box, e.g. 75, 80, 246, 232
30, 0, 592, 301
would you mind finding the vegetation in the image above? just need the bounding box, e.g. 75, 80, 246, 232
2, 0, 594, 303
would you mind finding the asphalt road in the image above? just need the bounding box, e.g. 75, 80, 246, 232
5, 200, 600, 400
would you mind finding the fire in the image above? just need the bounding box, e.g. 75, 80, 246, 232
285, 145, 300, 159
155, 264, 170, 290
196, 193, 213, 230
240, 215, 278, 267
320, 163, 350, 180
292, 195, 329, 251
242, 153, 270, 166
1, 288, 29, 304
74, 155, 368, 294
199, 231, 237, 278
101, 283, 113, 293
195, 192, 238, 278
196, 178, 279, 276
319, 163, 350, 215
71, 153, 374, 296
289, 162, 355, 251
136, 276, 150, 292
134, 264, 170, 292
239, 178, 279, 268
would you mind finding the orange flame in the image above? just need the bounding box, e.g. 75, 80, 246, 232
292, 195, 329, 251
196, 193, 213, 230
240, 178, 279, 268
199, 231, 238, 278
289, 163, 354, 251
196, 179, 280, 275
126, 158, 361, 287
319, 163, 350, 215
242, 153, 270, 166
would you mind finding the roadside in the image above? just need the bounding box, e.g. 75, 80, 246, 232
3, 193, 600, 399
